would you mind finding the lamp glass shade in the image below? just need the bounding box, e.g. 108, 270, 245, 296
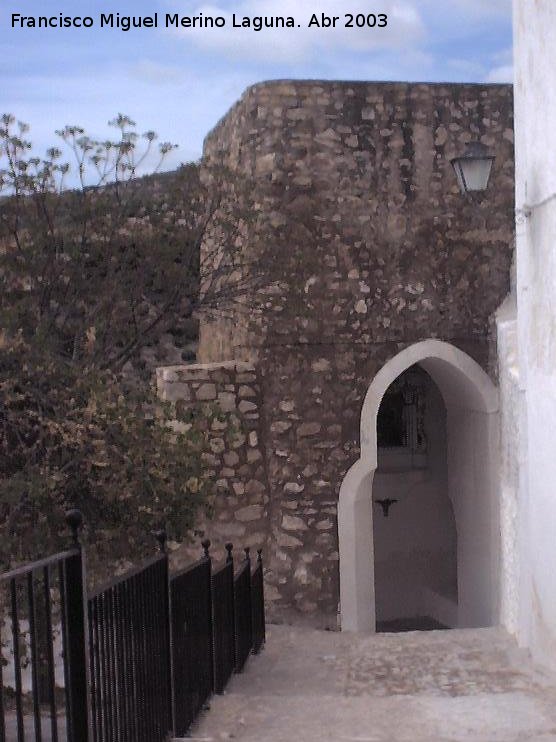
450, 141, 495, 194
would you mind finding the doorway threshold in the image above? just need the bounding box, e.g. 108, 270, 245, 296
376, 616, 450, 632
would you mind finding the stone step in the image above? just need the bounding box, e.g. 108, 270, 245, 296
191, 624, 556, 742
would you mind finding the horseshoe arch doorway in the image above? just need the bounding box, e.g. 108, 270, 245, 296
338, 340, 500, 632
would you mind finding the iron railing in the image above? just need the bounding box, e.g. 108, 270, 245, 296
170, 541, 213, 737
211, 544, 235, 694
87, 549, 171, 742
234, 548, 253, 673
0, 509, 89, 742
251, 549, 266, 655
0, 513, 266, 741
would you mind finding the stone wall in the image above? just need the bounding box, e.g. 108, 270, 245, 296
156, 361, 271, 569
170, 80, 515, 623
201, 80, 514, 363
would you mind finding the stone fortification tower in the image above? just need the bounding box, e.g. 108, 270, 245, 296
160, 80, 514, 627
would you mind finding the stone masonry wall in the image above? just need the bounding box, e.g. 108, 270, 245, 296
193, 81, 515, 623
156, 361, 272, 571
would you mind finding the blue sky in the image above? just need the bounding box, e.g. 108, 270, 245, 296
1, 0, 512, 172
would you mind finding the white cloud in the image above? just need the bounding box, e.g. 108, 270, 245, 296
450, 0, 511, 18
485, 64, 513, 83
167, 0, 425, 65
130, 60, 183, 84
419, 0, 511, 21
2, 65, 243, 169
446, 58, 485, 77
485, 46, 513, 83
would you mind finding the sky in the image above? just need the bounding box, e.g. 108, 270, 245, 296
1, 0, 513, 172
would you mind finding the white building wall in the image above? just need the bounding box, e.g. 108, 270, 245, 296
513, 0, 556, 670
496, 291, 520, 636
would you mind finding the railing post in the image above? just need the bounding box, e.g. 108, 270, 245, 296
244, 548, 253, 653
225, 542, 236, 672
202, 540, 215, 694
63, 509, 91, 742
154, 527, 174, 738
253, 549, 266, 653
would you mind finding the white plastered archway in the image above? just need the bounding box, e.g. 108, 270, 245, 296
338, 339, 500, 632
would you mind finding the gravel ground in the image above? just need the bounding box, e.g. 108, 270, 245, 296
188, 624, 556, 742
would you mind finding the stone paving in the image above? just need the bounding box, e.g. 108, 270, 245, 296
189, 624, 556, 742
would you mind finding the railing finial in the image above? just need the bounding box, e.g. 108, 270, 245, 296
153, 528, 167, 553
202, 539, 211, 560
244, 546, 251, 562
65, 509, 83, 547
225, 542, 233, 564
257, 548, 263, 564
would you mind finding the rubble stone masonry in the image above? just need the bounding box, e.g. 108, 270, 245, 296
156, 362, 269, 566
161, 80, 515, 623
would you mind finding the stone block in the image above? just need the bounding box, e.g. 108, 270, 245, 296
277, 532, 303, 548
311, 358, 331, 373
316, 519, 333, 530
243, 532, 266, 548
235, 505, 264, 522
271, 421, 292, 434
282, 515, 308, 531
230, 433, 246, 449
212, 522, 246, 538
159, 383, 192, 402
355, 299, 368, 314
217, 392, 236, 412
238, 400, 258, 413
166, 420, 191, 434
284, 482, 304, 494
297, 422, 321, 437
245, 479, 265, 495
224, 451, 240, 466
236, 373, 256, 383
209, 438, 226, 454
196, 383, 217, 401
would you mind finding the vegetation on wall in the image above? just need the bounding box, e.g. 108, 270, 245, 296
0, 113, 253, 574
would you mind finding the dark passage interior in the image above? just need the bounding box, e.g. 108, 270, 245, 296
373, 365, 458, 632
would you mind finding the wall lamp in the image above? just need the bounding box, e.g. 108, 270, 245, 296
451, 141, 495, 194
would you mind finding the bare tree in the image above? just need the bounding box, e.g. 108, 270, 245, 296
0, 113, 261, 570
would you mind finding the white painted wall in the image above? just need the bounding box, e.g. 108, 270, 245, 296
1, 617, 66, 691
513, 0, 556, 670
445, 405, 500, 627
496, 289, 520, 636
